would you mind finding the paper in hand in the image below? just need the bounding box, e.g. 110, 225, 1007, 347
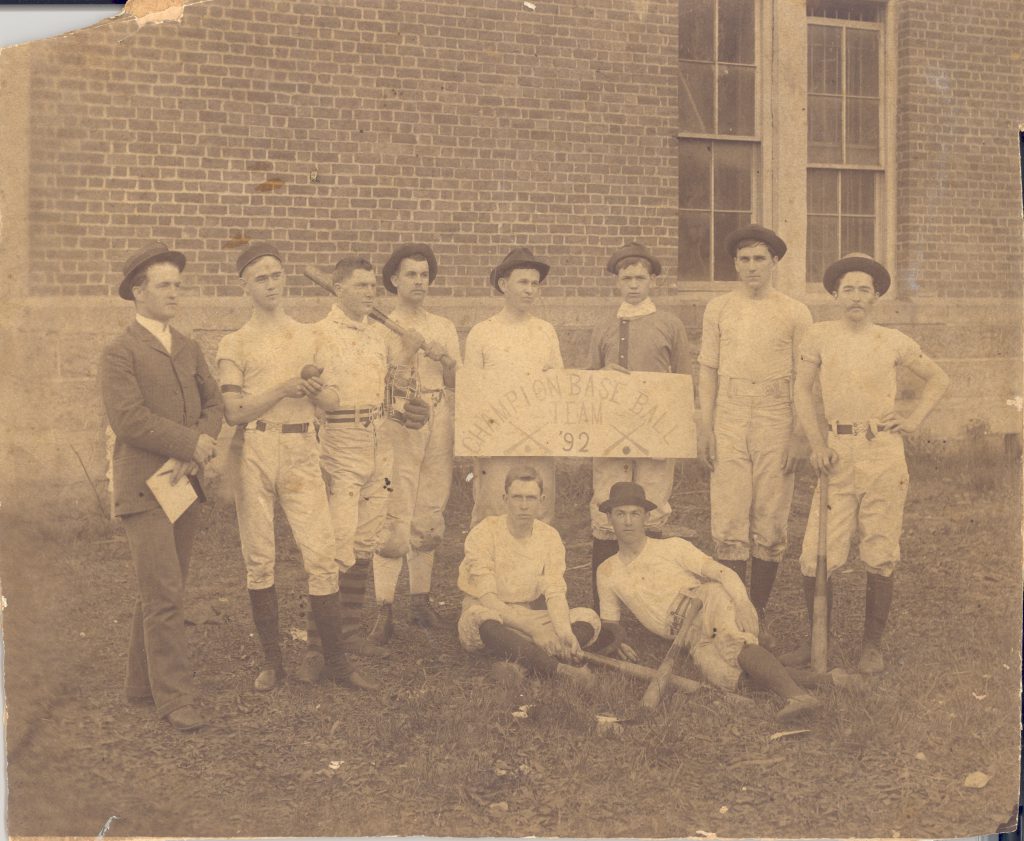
146, 459, 198, 523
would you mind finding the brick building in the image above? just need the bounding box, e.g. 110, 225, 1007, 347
1, 0, 1020, 520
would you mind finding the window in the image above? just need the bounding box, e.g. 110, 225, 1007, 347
806, 2, 886, 282
678, 0, 760, 282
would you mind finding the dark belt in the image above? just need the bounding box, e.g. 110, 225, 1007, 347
249, 420, 310, 434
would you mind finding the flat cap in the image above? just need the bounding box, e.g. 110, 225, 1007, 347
724, 224, 788, 260
236, 241, 284, 276
119, 242, 186, 300
822, 253, 891, 296
381, 243, 438, 293
606, 241, 662, 276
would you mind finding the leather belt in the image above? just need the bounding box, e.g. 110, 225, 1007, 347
420, 388, 447, 407
830, 420, 880, 439
324, 404, 384, 425
667, 588, 701, 638
724, 376, 790, 399
248, 420, 310, 434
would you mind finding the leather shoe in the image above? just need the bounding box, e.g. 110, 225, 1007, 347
254, 663, 284, 692
295, 650, 325, 684
410, 593, 441, 629
331, 669, 382, 691
165, 705, 205, 732
343, 635, 391, 658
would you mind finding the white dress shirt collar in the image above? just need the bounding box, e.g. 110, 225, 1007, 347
135, 314, 172, 353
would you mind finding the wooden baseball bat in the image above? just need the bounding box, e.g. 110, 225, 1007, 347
811, 475, 830, 673
301, 265, 456, 369
581, 652, 754, 706
640, 597, 700, 708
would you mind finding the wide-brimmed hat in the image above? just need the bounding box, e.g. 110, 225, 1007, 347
823, 253, 891, 296
598, 481, 659, 514
119, 242, 186, 300
381, 243, 438, 293
236, 241, 284, 276
724, 224, 788, 260
489, 247, 550, 292
606, 241, 662, 276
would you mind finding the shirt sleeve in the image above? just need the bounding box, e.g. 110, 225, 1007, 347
791, 303, 814, 373
463, 324, 484, 370
588, 321, 606, 370
670, 315, 693, 376
596, 563, 622, 623
443, 319, 463, 368
540, 535, 568, 602
893, 331, 924, 367
696, 297, 721, 370
456, 521, 498, 599
215, 331, 242, 370
545, 322, 564, 370
669, 538, 709, 578
799, 324, 823, 366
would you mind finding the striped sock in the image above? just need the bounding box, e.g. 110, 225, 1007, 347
338, 555, 370, 640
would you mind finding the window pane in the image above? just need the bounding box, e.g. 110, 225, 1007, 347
718, 0, 755, 65
842, 215, 875, 256
808, 94, 842, 163
680, 61, 715, 133
846, 97, 880, 164
680, 0, 714, 62
717, 65, 756, 135
807, 215, 839, 282
679, 209, 712, 281
714, 212, 750, 280
714, 142, 752, 211
808, 25, 841, 94
841, 170, 875, 215
846, 28, 879, 97
679, 139, 712, 209
808, 169, 839, 214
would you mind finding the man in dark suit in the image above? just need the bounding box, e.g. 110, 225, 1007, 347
100, 242, 223, 732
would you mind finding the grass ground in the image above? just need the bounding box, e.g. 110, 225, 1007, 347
2, 452, 1021, 839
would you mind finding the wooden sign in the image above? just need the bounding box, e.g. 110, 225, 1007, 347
455, 369, 696, 459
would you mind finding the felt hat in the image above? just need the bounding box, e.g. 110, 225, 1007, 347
724, 224, 788, 260
822, 253, 891, 296
119, 242, 186, 300
598, 481, 659, 514
381, 243, 438, 293
236, 241, 284, 276
489, 247, 550, 292
606, 241, 662, 276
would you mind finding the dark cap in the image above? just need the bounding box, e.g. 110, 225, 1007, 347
606, 241, 662, 276
724, 224, 788, 260
119, 242, 186, 300
236, 241, 284, 276
381, 243, 438, 294
489, 247, 550, 292
823, 253, 891, 296
598, 481, 659, 514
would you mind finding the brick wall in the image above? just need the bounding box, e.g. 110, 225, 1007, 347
895, 0, 1024, 298
25, 0, 681, 298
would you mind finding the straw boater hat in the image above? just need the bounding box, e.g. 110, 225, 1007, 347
606, 242, 662, 276
822, 253, 892, 296
119, 242, 186, 300
381, 243, 438, 294
489, 247, 550, 292
724, 224, 788, 260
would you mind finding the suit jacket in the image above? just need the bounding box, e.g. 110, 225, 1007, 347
100, 321, 224, 517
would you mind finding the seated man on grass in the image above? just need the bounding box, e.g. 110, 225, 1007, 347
595, 481, 823, 722
457, 467, 601, 686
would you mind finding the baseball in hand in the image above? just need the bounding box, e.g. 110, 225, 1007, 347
300, 364, 323, 380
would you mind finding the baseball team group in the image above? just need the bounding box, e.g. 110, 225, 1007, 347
99, 224, 949, 733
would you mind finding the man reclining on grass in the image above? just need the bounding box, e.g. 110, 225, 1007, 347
456, 467, 601, 686
595, 481, 823, 723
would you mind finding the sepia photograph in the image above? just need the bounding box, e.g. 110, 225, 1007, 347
0, 0, 1020, 838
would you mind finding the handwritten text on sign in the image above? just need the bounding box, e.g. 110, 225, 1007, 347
455, 369, 696, 459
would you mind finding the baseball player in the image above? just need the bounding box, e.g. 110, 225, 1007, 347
697, 224, 813, 638
216, 242, 378, 692
595, 482, 821, 722
588, 241, 692, 609
368, 243, 461, 645
457, 466, 601, 686
464, 247, 562, 527
785, 254, 949, 673
100, 242, 223, 732
312, 255, 430, 675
